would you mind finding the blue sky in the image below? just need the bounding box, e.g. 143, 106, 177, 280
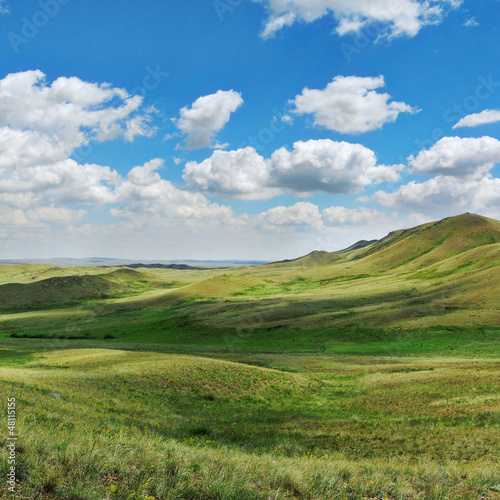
0, 0, 499, 260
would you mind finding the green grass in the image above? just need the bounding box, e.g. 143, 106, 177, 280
1, 296, 498, 358
0, 213, 499, 498
1, 348, 499, 499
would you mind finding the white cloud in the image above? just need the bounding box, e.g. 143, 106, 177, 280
292, 76, 419, 134
254, 0, 462, 39
174, 90, 243, 150
374, 176, 500, 216
256, 202, 322, 228
0, 71, 155, 151
0, 70, 159, 222
183, 139, 402, 199
463, 17, 479, 27
336, 16, 367, 36
261, 11, 297, 38
365, 135, 500, 230
183, 147, 280, 200
409, 136, 500, 177
0, 156, 119, 204
0, 0, 8, 14
0, 127, 70, 169
322, 206, 385, 225
124, 114, 158, 142
0, 70, 163, 232
453, 109, 500, 129
270, 139, 402, 195
27, 206, 87, 225
113, 159, 235, 222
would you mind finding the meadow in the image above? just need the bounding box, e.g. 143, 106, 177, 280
0, 214, 499, 499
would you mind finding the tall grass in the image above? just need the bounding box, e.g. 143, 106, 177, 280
1, 349, 498, 499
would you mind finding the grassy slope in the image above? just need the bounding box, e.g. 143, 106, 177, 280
0, 348, 498, 499
0, 214, 499, 346
0, 275, 130, 313
0, 213, 499, 499
0, 268, 183, 313
129, 214, 500, 333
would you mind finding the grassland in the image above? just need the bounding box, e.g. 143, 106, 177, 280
0, 213, 499, 499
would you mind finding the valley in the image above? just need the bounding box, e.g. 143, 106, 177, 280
0, 213, 499, 499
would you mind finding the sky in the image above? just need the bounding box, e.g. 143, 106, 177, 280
0, 0, 499, 261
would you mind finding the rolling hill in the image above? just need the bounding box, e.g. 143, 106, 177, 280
0, 275, 130, 312
0, 212, 499, 337
1, 214, 498, 500
352, 212, 500, 270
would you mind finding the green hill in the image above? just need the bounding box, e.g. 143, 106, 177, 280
0, 275, 129, 312
1, 212, 499, 335
353, 213, 500, 271
0, 214, 498, 500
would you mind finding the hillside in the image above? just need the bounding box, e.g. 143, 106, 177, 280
0, 212, 499, 338
1, 348, 497, 499
353, 213, 500, 271
0, 275, 129, 312
130, 213, 500, 332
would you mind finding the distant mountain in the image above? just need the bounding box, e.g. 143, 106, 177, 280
265, 239, 377, 268
269, 213, 500, 271
123, 263, 210, 271
0, 258, 269, 269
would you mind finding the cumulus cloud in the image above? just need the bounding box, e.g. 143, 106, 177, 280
113, 159, 234, 222
0, 70, 155, 152
0, 70, 191, 240
0, 127, 70, 169
408, 136, 500, 177
322, 206, 385, 225
292, 76, 419, 134
183, 139, 402, 200
183, 147, 280, 200
254, 0, 462, 39
374, 176, 500, 215
271, 139, 402, 195
256, 202, 322, 228
370, 136, 500, 219
453, 109, 500, 129
0, 158, 119, 205
174, 90, 243, 150
254, 203, 392, 233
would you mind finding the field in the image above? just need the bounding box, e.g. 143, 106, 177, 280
0, 214, 499, 499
